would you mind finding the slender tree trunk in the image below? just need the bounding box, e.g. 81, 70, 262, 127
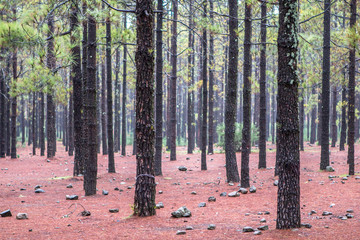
208, 0, 214, 155
84, 12, 98, 196
122, 14, 127, 156
317, 92, 321, 145
310, 86, 316, 144
276, 0, 300, 229
134, 0, 156, 216
21, 96, 25, 145
32, 92, 36, 155
101, 57, 108, 155
348, 0, 356, 175
299, 91, 304, 151
10, 49, 17, 159
0, 65, 5, 158
68, 79, 74, 156
114, 46, 120, 152
258, 0, 267, 168
340, 78, 347, 151
39, 91, 45, 156
331, 86, 337, 147
241, 2, 252, 188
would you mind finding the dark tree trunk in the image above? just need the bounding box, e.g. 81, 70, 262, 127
84, 13, 98, 196
348, 0, 356, 175
208, 0, 214, 155
6, 68, 10, 157
68, 79, 74, 156
132, 97, 136, 155
28, 94, 32, 146
340, 79, 347, 151
21, 96, 25, 145
320, 0, 331, 170
39, 91, 45, 156
0, 65, 5, 158
134, 0, 156, 217
154, 0, 163, 176
271, 82, 276, 144
96, 49, 101, 154
299, 91, 304, 151
331, 86, 337, 147
310, 86, 316, 144
241, 3, 252, 188
122, 14, 127, 156
106, 16, 115, 173
114, 47, 120, 153
225, 0, 240, 183
32, 92, 36, 155
317, 92, 321, 145
101, 58, 108, 155
10, 50, 17, 159
201, 0, 208, 171
276, 0, 301, 229
258, 0, 267, 168
71, 4, 83, 176
169, 0, 177, 161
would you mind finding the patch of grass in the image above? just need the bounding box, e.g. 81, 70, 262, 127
49, 175, 73, 180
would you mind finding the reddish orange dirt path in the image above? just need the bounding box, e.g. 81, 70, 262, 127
1, 143, 359, 239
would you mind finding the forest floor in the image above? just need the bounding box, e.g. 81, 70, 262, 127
1, 142, 360, 240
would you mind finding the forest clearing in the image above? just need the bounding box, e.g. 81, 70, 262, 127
0, 143, 359, 239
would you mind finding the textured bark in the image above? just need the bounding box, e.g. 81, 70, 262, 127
68, 80, 74, 156
39, 91, 45, 156
241, 3, 252, 188
276, 0, 301, 229
320, 0, 331, 170
10, 50, 17, 159
340, 80, 347, 151
201, 0, 208, 171
317, 92, 321, 145
154, 0, 163, 176
208, 0, 214, 155
258, 1, 267, 168
84, 13, 98, 196
271, 82, 276, 144
114, 47, 120, 152
0, 64, 5, 158
331, 86, 337, 147
32, 92, 36, 155
169, 0, 177, 161
299, 91, 304, 151
224, 0, 240, 183
348, 0, 356, 175
122, 14, 127, 156
71, 3, 83, 176
21, 96, 25, 145
106, 16, 115, 173
310, 86, 316, 144
101, 57, 108, 155
134, 0, 156, 217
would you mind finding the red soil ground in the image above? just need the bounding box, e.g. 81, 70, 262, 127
1, 142, 360, 240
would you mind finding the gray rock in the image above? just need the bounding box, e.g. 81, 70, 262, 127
35, 189, 45, 193
258, 225, 268, 230
81, 210, 91, 216
253, 231, 262, 235
20, 188, 26, 191
109, 209, 119, 213
228, 191, 240, 197
198, 202, 206, 207
16, 213, 28, 220
273, 180, 278, 186
178, 166, 187, 171
355, 176, 360, 180
257, 212, 263, 215
243, 226, 254, 232
156, 202, 164, 209
260, 218, 266, 223
186, 226, 193, 230
159, 190, 163, 194
301, 223, 312, 228
342, 177, 348, 180
345, 213, 354, 218
208, 196, 216, 202
245, 213, 250, 216
127, 186, 132, 189
0, 209, 12, 217
66, 195, 79, 200
322, 211, 332, 216
309, 210, 317, 215
102, 190, 109, 195
171, 206, 191, 218
66, 184, 73, 188
325, 166, 335, 172
249, 186, 256, 193
176, 230, 186, 235
207, 224, 216, 230
114, 187, 119, 191
191, 191, 197, 195
220, 192, 227, 197
346, 209, 354, 213
238, 188, 248, 194
228, 182, 234, 186
264, 211, 270, 215
186, 157, 190, 160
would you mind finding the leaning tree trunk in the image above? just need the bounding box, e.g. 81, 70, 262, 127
225, 0, 240, 183
276, 0, 301, 229
241, 2, 252, 188
133, 0, 156, 217
348, 0, 356, 176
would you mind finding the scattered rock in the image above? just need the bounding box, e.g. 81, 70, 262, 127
186, 226, 193, 230
228, 191, 240, 197
228, 182, 234, 186
220, 192, 227, 197
273, 180, 278, 186
127, 186, 132, 189
0, 209, 12, 217
238, 188, 248, 194
325, 166, 335, 172
301, 223, 312, 228
171, 206, 191, 218
342, 177, 348, 180
253, 231, 262, 235
249, 186, 256, 193
243, 226, 254, 232
258, 225, 268, 231
198, 202, 206, 207
102, 190, 109, 195
322, 211, 332, 216
345, 213, 354, 218
66, 195, 79, 200
355, 176, 360, 180
330, 203, 335, 208
159, 190, 163, 194
156, 202, 164, 209
264, 211, 270, 215
186, 157, 190, 160
109, 209, 119, 213
245, 213, 250, 216
66, 184, 73, 188
20, 188, 26, 191
176, 230, 186, 235
346, 209, 354, 213
191, 191, 197, 195
81, 210, 91, 216
260, 218, 266, 223
16, 213, 28, 220
341, 216, 347, 220
208, 196, 216, 202
114, 187, 119, 191
178, 166, 187, 171
207, 224, 216, 230
35, 189, 45, 193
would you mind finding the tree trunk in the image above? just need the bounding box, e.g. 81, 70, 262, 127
32, 92, 36, 155
258, 0, 267, 168
299, 91, 304, 151
340, 79, 347, 151
68, 78, 74, 156
21, 96, 25, 145
310, 86, 316, 144
101, 57, 108, 155
39, 91, 45, 156
331, 86, 337, 147
114, 46, 120, 152
276, 0, 300, 229
241, 2, 252, 188
10, 49, 17, 159
122, 14, 127, 156
208, 0, 214, 155
134, 0, 156, 216
0, 65, 5, 158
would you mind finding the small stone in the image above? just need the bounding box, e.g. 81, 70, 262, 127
0, 209, 12, 217
322, 211, 332, 216
186, 157, 190, 160
345, 213, 354, 218
324, 226, 329, 229
186, 226, 193, 230
178, 166, 187, 171
127, 186, 132, 189
34, 185, 42, 190
258, 225, 268, 230
109, 209, 119, 213
102, 190, 109, 195
346, 209, 354, 213
46, 159, 50, 163
208, 196, 216, 202
156, 202, 164, 209
20, 188, 26, 191
260, 218, 266, 223
159, 190, 163, 194
114, 187, 119, 191
309, 210, 317, 215
341, 216, 347, 220
330, 203, 335, 208
176, 230, 186, 235
238, 188, 248, 194
16, 213, 28, 220
35, 189, 45, 193
220, 192, 227, 197
249, 186, 256, 193
191, 191, 197, 195
342, 177, 348, 180
120, 182, 126, 185
264, 211, 270, 215
228, 182, 234, 186
253, 231, 262, 235
243, 226, 254, 232
198, 202, 206, 207
355, 176, 360, 180
245, 213, 250, 216
66, 195, 79, 200
171, 206, 191, 218
301, 223, 312, 228
228, 191, 240, 197
66, 184, 73, 188
273, 180, 278, 186
81, 210, 91, 216
207, 224, 216, 230
325, 166, 335, 172
29, 229, 32, 232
